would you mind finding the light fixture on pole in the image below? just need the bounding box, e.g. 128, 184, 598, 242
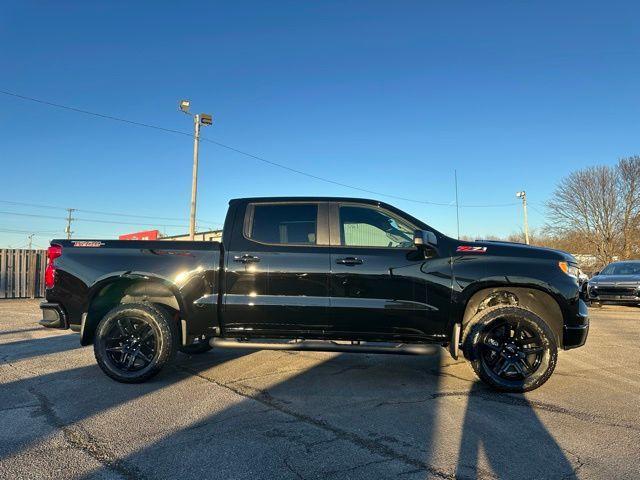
179, 99, 190, 113
516, 190, 530, 245
178, 99, 213, 240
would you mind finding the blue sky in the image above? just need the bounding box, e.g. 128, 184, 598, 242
1, 1, 638, 247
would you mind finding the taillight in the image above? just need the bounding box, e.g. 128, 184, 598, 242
45, 244, 62, 289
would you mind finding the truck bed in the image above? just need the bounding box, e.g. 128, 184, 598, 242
44, 239, 222, 344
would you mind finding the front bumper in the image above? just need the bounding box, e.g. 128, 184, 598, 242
39, 302, 68, 329
588, 285, 640, 304
563, 299, 589, 350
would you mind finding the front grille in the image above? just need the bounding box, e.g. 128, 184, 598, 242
596, 286, 639, 296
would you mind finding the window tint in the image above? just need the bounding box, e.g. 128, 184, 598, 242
250, 204, 317, 244
339, 206, 414, 248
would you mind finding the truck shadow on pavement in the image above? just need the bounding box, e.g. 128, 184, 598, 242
454, 382, 575, 479
0, 333, 82, 362
0, 337, 577, 479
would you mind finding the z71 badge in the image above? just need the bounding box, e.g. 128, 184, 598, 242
456, 245, 488, 253
72, 241, 105, 248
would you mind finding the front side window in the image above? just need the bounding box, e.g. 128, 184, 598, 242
339, 205, 414, 248
249, 204, 317, 245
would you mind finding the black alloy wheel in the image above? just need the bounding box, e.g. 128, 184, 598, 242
463, 305, 557, 392
94, 303, 178, 383
104, 316, 157, 372
479, 318, 544, 381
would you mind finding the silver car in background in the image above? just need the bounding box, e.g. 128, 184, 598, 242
587, 260, 640, 306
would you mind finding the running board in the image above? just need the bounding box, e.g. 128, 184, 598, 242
209, 338, 440, 356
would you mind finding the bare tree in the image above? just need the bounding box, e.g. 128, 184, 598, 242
617, 156, 640, 258
546, 156, 640, 264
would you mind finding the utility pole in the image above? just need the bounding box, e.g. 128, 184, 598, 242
27, 233, 34, 250
189, 114, 201, 240
65, 208, 75, 239
454, 170, 460, 239
516, 191, 529, 245
179, 100, 213, 240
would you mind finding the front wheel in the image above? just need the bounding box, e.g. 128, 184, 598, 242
463, 306, 557, 392
94, 303, 178, 383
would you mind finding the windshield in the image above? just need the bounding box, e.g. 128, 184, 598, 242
600, 262, 640, 276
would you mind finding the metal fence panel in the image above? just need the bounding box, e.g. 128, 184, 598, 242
0, 249, 47, 299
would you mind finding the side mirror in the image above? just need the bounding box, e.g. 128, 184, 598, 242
413, 229, 437, 247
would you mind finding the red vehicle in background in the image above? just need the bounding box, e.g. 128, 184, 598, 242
118, 230, 160, 241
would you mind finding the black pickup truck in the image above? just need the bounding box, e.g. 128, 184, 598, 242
40, 197, 589, 392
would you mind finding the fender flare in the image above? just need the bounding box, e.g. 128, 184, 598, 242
450, 278, 568, 347
80, 271, 187, 345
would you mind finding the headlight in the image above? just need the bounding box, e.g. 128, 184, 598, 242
558, 261, 580, 278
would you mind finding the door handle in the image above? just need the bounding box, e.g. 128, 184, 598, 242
336, 257, 363, 266
233, 254, 260, 264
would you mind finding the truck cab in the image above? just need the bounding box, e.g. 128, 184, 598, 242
221, 197, 452, 342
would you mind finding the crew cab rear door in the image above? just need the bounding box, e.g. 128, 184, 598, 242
328, 202, 444, 340
223, 201, 331, 335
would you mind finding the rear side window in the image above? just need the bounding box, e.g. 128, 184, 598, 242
249, 204, 318, 245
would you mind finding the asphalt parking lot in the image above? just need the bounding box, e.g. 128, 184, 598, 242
0, 300, 639, 480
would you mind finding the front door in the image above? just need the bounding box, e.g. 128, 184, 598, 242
223, 201, 331, 336
328, 203, 441, 340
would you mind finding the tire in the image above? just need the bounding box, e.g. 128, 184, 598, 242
179, 343, 213, 355
94, 303, 178, 383
462, 306, 557, 392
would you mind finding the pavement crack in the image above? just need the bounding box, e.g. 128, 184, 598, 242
376, 390, 470, 407
283, 457, 307, 480
474, 390, 640, 433
0, 354, 39, 378
225, 367, 309, 384
179, 366, 454, 479
425, 365, 475, 383
0, 403, 39, 412
29, 388, 144, 480
328, 364, 370, 376
560, 447, 586, 479
376, 385, 640, 434
324, 458, 391, 475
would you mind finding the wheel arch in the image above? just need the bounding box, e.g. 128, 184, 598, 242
459, 286, 564, 347
81, 274, 184, 346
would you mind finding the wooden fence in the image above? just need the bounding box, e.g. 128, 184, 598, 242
0, 249, 47, 299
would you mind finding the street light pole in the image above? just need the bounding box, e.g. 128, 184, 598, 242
516, 191, 529, 245
189, 114, 201, 240
179, 100, 212, 241
454, 169, 460, 239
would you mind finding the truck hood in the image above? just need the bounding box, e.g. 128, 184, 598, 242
590, 274, 640, 284
455, 240, 576, 263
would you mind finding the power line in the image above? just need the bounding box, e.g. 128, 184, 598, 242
0, 200, 222, 224
0, 89, 519, 209
529, 204, 547, 216
0, 228, 61, 235
0, 210, 195, 228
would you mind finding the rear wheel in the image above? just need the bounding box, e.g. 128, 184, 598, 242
94, 303, 178, 383
463, 306, 557, 392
